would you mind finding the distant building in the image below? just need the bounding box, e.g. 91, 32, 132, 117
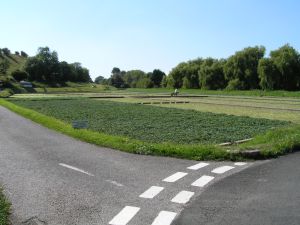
20, 81, 33, 88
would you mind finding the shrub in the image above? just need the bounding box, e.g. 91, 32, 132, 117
11, 70, 28, 81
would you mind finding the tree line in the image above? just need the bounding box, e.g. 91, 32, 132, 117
24, 47, 91, 84
95, 67, 166, 88
97, 44, 300, 91
0, 46, 92, 85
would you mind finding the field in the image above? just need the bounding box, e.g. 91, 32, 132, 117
2, 88, 300, 159
8, 98, 288, 145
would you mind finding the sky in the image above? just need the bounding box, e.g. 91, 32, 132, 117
1, 0, 300, 80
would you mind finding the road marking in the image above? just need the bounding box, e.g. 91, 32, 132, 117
106, 180, 124, 187
212, 166, 235, 174
171, 191, 194, 204
59, 163, 94, 176
163, 172, 188, 183
187, 162, 209, 170
139, 186, 164, 199
191, 175, 214, 187
151, 211, 177, 225
234, 162, 247, 166
109, 206, 140, 225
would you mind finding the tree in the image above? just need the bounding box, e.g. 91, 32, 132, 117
136, 77, 153, 88
199, 59, 226, 90
258, 58, 279, 90
224, 46, 265, 90
2, 48, 10, 56
95, 76, 106, 84
169, 59, 202, 88
25, 47, 60, 82
269, 44, 300, 90
25, 47, 91, 84
150, 69, 165, 87
123, 70, 146, 88
109, 67, 125, 88
11, 70, 29, 81
21, 51, 28, 57
15, 51, 20, 56
161, 75, 167, 87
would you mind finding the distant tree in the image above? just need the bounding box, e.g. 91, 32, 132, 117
0, 59, 9, 74
21, 51, 28, 57
109, 67, 125, 88
199, 58, 226, 90
95, 75, 106, 84
224, 46, 265, 90
169, 59, 202, 88
161, 75, 167, 87
124, 70, 146, 88
25, 47, 60, 82
150, 69, 165, 87
258, 58, 279, 90
2, 48, 10, 56
15, 51, 20, 56
136, 77, 153, 88
59, 61, 73, 81
166, 75, 175, 88
269, 44, 300, 90
11, 70, 29, 81
112, 67, 121, 75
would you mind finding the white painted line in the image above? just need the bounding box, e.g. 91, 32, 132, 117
191, 175, 214, 187
163, 172, 188, 183
171, 191, 194, 204
59, 163, 94, 176
212, 166, 235, 174
187, 162, 209, 170
234, 162, 247, 166
139, 186, 164, 199
109, 206, 140, 225
106, 180, 124, 187
151, 211, 177, 225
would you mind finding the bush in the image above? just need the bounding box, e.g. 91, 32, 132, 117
11, 70, 28, 81
20, 51, 28, 57
0, 89, 13, 98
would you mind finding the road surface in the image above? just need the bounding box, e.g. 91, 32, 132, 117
173, 151, 300, 225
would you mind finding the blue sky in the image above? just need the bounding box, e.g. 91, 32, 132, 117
1, 0, 299, 79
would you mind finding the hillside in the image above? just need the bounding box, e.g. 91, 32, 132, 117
0, 54, 27, 75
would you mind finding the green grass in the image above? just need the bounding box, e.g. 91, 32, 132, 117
7, 98, 288, 145
0, 187, 10, 225
121, 88, 300, 98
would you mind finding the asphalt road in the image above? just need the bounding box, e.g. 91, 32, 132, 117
0, 106, 254, 225
173, 151, 300, 225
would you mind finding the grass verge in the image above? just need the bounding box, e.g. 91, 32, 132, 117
0, 187, 10, 225
238, 125, 300, 157
1, 99, 299, 160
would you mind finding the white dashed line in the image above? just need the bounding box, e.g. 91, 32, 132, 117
59, 163, 94, 176
171, 191, 194, 204
163, 172, 188, 183
234, 162, 247, 166
109, 206, 140, 225
212, 166, 235, 174
106, 180, 124, 187
191, 175, 215, 187
139, 186, 164, 199
187, 162, 209, 170
151, 211, 177, 225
